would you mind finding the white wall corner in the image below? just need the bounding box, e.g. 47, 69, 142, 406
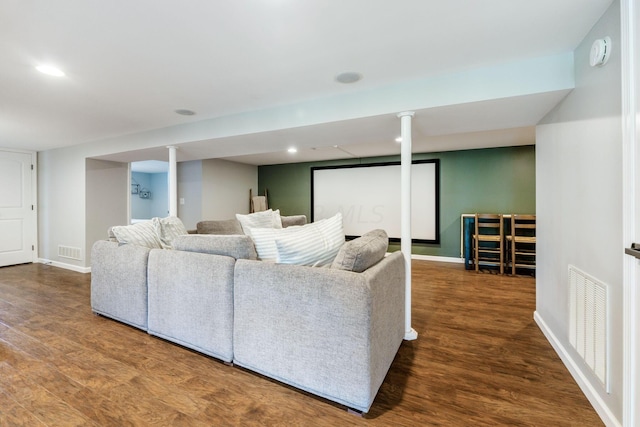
534, 311, 621, 427
37, 258, 91, 274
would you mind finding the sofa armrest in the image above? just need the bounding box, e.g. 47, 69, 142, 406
90, 240, 151, 330
233, 251, 405, 412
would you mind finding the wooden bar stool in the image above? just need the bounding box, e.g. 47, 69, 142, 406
506, 214, 536, 275
473, 213, 504, 274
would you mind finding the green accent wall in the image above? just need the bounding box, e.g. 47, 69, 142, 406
258, 145, 535, 258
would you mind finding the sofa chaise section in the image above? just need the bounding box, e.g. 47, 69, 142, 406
232, 251, 405, 413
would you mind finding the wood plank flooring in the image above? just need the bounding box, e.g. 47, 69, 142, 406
0, 261, 603, 426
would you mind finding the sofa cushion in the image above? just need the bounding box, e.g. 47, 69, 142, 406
196, 219, 244, 235
111, 220, 163, 249
155, 216, 188, 249
236, 209, 282, 236
331, 229, 388, 272
172, 235, 257, 260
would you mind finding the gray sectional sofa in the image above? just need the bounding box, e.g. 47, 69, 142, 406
90, 216, 405, 414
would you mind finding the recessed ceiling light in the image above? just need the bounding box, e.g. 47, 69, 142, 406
36, 64, 65, 77
175, 109, 196, 116
287, 147, 298, 153
335, 72, 362, 84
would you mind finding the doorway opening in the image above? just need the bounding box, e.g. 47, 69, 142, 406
130, 161, 169, 223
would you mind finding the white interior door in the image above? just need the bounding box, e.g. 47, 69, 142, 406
0, 150, 35, 267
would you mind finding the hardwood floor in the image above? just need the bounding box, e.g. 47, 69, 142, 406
0, 261, 602, 426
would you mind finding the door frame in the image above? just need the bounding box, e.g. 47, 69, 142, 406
621, 1, 639, 425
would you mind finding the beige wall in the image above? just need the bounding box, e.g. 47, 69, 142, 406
177, 159, 257, 230
85, 159, 129, 264
201, 159, 257, 221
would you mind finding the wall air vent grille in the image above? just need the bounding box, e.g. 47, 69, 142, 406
58, 245, 82, 261
568, 264, 609, 392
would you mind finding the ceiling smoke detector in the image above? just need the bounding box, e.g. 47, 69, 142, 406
589, 37, 611, 67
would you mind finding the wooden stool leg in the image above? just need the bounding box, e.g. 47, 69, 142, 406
512, 238, 516, 275
474, 237, 479, 272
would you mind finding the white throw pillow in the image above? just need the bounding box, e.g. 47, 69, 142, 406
275, 213, 345, 267
236, 209, 282, 236
111, 220, 163, 249
272, 209, 282, 228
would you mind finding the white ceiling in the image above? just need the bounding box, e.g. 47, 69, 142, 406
0, 1, 613, 165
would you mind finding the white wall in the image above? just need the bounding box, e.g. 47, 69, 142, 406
177, 160, 203, 230
39, 146, 89, 270
535, 2, 623, 425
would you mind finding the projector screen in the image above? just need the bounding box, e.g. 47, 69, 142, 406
311, 160, 440, 243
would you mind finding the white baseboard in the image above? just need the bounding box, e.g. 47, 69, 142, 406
533, 311, 620, 427
37, 258, 91, 274
411, 254, 464, 263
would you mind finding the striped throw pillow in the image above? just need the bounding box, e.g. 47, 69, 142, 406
275, 213, 344, 267
248, 227, 280, 262
155, 216, 189, 249
111, 220, 163, 249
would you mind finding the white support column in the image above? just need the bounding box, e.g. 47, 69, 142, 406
167, 146, 178, 217
398, 111, 418, 341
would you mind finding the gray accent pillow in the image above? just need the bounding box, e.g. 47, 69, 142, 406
331, 229, 388, 273
172, 234, 258, 260
281, 215, 307, 228
196, 219, 244, 235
